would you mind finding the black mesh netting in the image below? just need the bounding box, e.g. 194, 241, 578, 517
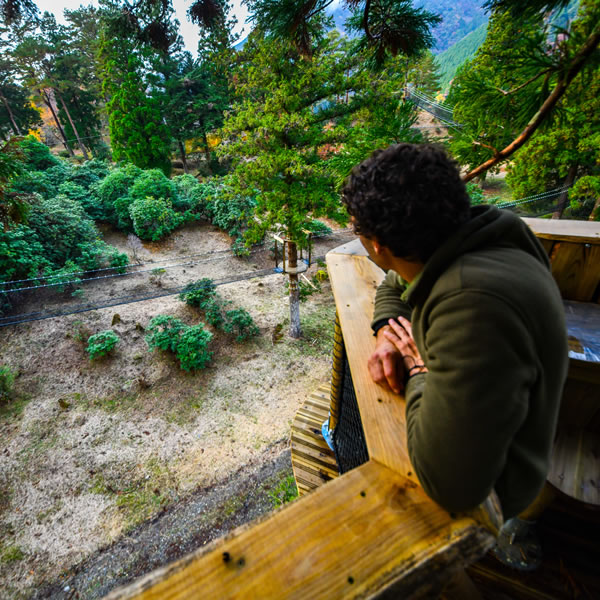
332, 350, 369, 473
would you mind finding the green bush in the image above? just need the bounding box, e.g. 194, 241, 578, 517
303, 219, 332, 236
129, 169, 179, 205
175, 324, 213, 371
26, 195, 98, 265
76, 240, 129, 273
0, 365, 15, 403
93, 163, 142, 224
179, 278, 217, 308
129, 196, 182, 241
203, 297, 225, 328
0, 225, 51, 283
44, 162, 74, 189
45, 260, 82, 293
18, 136, 60, 171
223, 308, 259, 341
58, 181, 88, 205
9, 170, 55, 199
86, 330, 120, 360
172, 174, 208, 213
68, 159, 110, 189
145, 315, 186, 352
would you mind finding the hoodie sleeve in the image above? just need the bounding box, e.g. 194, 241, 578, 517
404, 289, 538, 514
371, 269, 412, 332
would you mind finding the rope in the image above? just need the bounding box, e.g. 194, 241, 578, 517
0, 255, 328, 328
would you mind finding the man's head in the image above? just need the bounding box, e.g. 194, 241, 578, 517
341, 143, 471, 263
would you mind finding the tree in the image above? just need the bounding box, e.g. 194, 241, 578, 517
220, 31, 420, 337
506, 68, 600, 219
0, 137, 30, 230
245, 0, 441, 65
0, 80, 42, 139
406, 51, 442, 97
453, 0, 600, 182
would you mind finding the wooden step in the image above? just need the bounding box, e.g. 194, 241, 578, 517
291, 384, 339, 496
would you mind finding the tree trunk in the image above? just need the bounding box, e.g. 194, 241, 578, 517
178, 140, 189, 173
288, 241, 302, 339
202, 131, 212, 174
56, 90, 90, 160
552, 164, 578, 219
0, 90, 22, 136
41, 89, 73, 157
589, 196, 600, 221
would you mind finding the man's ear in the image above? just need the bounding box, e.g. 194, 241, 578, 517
372, 240, 384, 255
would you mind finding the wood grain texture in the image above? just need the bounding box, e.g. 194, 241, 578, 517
326, 249, 414, 479
548, 428, 600, 506
522, 218, 600, 244
291, 384, 339, 495
106, 461, 495, 600
549, 242, 600, 301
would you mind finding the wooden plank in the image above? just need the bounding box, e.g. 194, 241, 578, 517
548, 428, 600, 505
327, 249, 414, 479
549, 242, 600, 302
106, 461, 495, 600
522, 218, 600, 245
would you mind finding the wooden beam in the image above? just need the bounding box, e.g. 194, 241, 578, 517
105, 461, 495, 600
522, 218, 600, 245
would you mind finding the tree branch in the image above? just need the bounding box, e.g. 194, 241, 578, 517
463, 27, 600, 183
495, 68, 552, 95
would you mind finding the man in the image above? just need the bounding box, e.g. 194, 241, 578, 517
341, 143, 568, 521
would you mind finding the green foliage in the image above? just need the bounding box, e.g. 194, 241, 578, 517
26, 194, 98, 266
223, 308, 260, 342
0, 138, 31, 230
268, 474, 298, 508
68, 159, 110, 189
0, 365, 16, 404
0, 224, 50, 283
145, 315, 186, 352
172, 174, 208, 213
9, 170, 54, 199
467, 182, 486, 205
45, 260, 82, 293
18, 136, 60, 171
76, 239, 129, 272
58, 181, 88, 204
86, 330, 120, 360
302, 219, 332, 237
128, 169, 179, 205
179, 278, 217, 308
92, 163, 142, 224
129, 196, 182, 241
0, 81, 43, 140
145, 314, 213, 371
175, 324, 213, 371
105, 56, 172, 176
507, 64, 600, 219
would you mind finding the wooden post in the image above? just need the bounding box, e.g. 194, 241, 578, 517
288, 240, 302, 339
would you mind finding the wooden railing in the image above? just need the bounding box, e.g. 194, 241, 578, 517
107, 217, 599, 600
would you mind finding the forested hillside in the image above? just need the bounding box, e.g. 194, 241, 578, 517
436, 22, 488, 91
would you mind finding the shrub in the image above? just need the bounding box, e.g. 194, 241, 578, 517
0, 224, 51, 283
129, 196, 182, 241
58, 181, 88, 204
19, 136, 60, 171
10, 169, 57, 199
203, 297, 225, 328
129, 169, 179, 206
223, 308, 259, 341
175, 324, 213, 371
179, 278, 217, 308
93, 163, 142, 225
172, 174, 207, 212
76, 240, 129, 273
145, 315, 186, 352
26, 195, 98, 265
86, 330, 120, 360
303, 219, 332, 236
0, 365, 15, 403
68, 159, 110, 189
44, 162, 74, 189
45, 260, 83, 293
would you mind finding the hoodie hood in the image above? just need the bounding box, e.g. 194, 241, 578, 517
407, 206, 551, 307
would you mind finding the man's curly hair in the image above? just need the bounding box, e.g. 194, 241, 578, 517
342, 144, 471, 263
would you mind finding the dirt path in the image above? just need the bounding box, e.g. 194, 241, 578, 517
0, 221, 346, 598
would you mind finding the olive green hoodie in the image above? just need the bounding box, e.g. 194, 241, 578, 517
372, 206, 568, 519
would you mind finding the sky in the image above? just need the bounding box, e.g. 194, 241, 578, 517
34, 0, 250, 53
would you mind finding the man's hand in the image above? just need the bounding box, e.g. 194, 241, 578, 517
383, 317, 427, 378
368, 324, 405, 394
